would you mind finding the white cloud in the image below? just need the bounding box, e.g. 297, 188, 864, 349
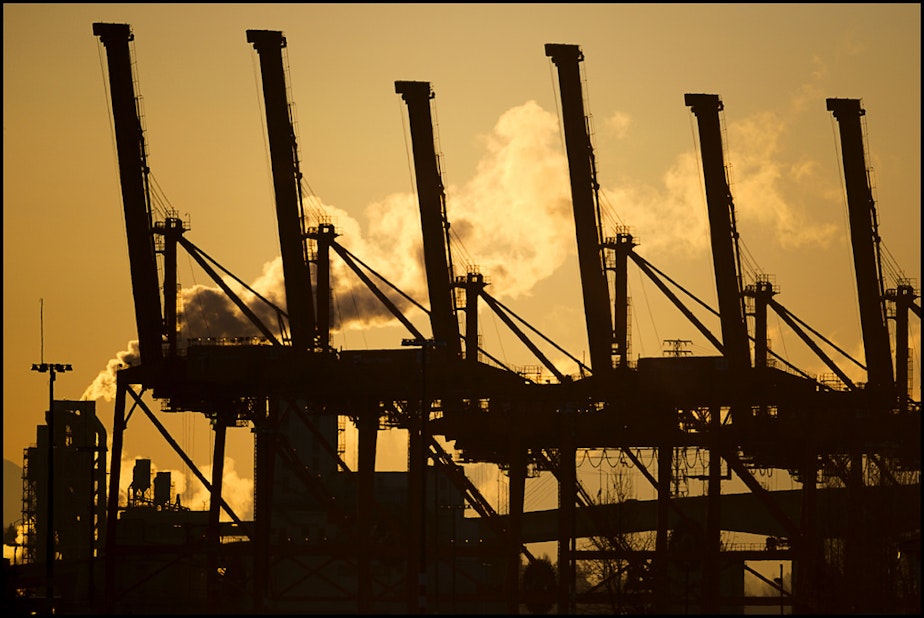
603, 110, 632, 140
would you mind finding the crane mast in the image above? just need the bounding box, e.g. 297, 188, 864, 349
827, 98, 895, 397
395, 80, 462, 359
685, 93, 751, 373
93, 23, 164, 371
247, 30, 317, 351
545, 44, 614, 377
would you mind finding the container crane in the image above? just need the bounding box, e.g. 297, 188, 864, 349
58, 25, 918, 616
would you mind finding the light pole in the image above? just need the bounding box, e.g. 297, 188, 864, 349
401, 337, 443, 614
31, 361, 72, 607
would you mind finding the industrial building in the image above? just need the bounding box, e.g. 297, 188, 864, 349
3, 23, 919, 614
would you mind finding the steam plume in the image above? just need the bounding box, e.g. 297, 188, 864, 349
171, 95, 580, 339
113, 451, 254, 520
592, 116, 838, 261
81, 339, 140, 402
87, 94, 845, 382
175, 457, 254, 520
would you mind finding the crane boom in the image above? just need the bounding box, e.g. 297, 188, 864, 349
685, 93, 751, 373
93, 23, 164, 370
545, 43, 613, 377
247, 30, 317, 351
394, 81, 461, 359
827, 98, 894, 395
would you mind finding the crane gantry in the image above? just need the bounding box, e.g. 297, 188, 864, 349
60, 24, 922, 616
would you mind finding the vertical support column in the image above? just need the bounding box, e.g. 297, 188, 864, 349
506, 433, 526, 614
654, 440, 673, 614
162, 223, 177, 358
357, 403, 379, 613
404, 341, 431, 615
252, 399, 276, 613
419, 349, 430, 615
703, 407, 722, 614
845, 450, 868, 612
104, 372, 128, 613
206, 415, 228, 612
406, 399, 424, 614
795, 437, 817, 613
316, 223, 337, 351
892, 283, 915, 410
160, 217, 185, 359
751, 279, 776, 369
464, 272, 485, 365
556, 411, 576, 614
611, 232, 635, 368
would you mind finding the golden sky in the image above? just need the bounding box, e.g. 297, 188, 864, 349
3, 4, 920, 517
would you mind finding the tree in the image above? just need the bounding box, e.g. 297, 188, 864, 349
577, 464, 655, 614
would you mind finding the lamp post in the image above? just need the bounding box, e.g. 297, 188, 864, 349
31, 361, 72, 607
401, 337, 444, 614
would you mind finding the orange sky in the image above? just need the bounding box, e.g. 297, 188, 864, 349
3, 4, 920, 522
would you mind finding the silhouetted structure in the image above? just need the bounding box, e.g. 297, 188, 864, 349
15, 401, 106, 612
6, 27, 919, 615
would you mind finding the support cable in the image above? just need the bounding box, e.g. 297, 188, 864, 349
634, 253, 720, 317
183, 250, 211, 337
181, 239, 287, 322
330, 241, 425, 341
333, 242, 430, 315
634, 253, 831, 385
769, 299, 866, 371
178, 237, 282, 345
634, 267, 658, 357
125, 386, 252, 537
770, 301, 857, 390
631, 252, 725, 353
481, 290, 565, 382
481, 290, 591, 375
